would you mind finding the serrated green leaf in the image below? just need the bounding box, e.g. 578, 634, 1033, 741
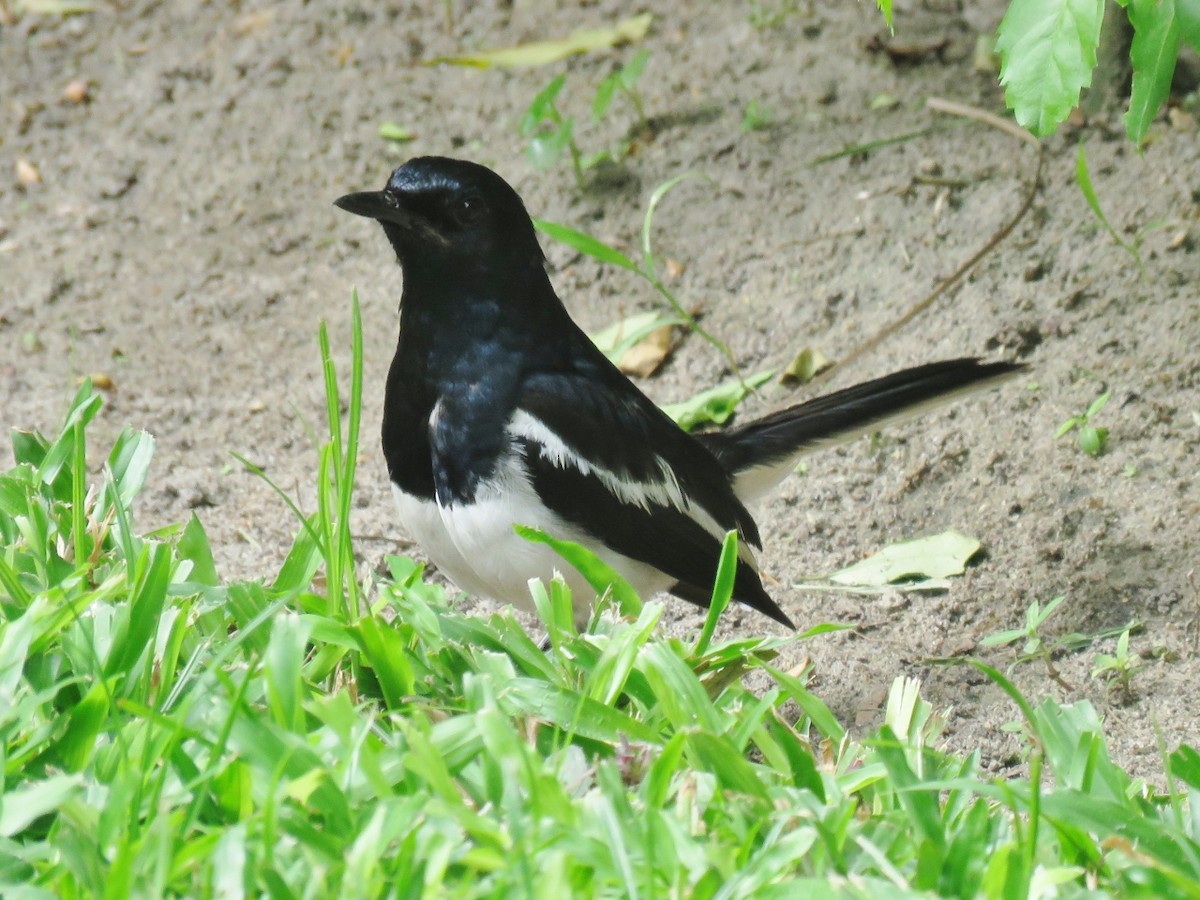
1126, 0, 1182, 147
997, 0, 1104, 136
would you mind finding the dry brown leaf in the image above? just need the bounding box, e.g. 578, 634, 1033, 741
617, 325, 674, 377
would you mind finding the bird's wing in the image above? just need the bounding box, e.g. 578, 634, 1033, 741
513, 369, 793, 627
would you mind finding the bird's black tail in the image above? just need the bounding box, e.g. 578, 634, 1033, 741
697, 358, 1025, 503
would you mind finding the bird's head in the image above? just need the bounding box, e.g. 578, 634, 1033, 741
335, 157, 544, 280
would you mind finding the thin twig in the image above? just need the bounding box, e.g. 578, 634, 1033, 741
925, 97, 1040, 148
808, 104, 1044, 388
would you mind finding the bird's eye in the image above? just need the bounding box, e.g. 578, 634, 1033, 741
452, 194, 485, 226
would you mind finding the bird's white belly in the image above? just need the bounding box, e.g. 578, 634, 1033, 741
390, 454, 669, 622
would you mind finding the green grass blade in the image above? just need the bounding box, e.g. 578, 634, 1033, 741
694, 530, 738, 656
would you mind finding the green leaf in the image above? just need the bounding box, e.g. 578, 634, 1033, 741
694, 531, 738, 656
55, 679, 112, 771
1179, 1, 1200, 51
264, 612, 311, 730
1085, 390, 1111, 420
533, 218, 640, 272
1075, 145, 1114, 233
660, 369, 774, 432
502, 678, 657, 743
378, 121, 415, 142
1126, 0, 1182, 147
876, 0, 894, 31
996, 0, 1105, 136
588, 311, 685, 365
872, 726, 947, 851
354, 615, 416, 710
0, 774, 84, 837
520, 74, 567, 133
178, 514, 219, 586
514, 525, 642, 617
429, 14, 652, 68
592, 72, 621, 122
621, 48, 650, 87
828, 530, 981, 587
687, 732, 770, 800
1079, 425, 1108, 456
527, 120, 575, 171
1169, 744, 1200, 790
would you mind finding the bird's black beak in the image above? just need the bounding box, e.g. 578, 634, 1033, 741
334, 190, 407, 224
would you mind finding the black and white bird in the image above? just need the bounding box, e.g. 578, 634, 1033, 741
335, 157, 1021, 630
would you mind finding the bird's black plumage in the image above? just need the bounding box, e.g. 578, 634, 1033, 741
335, 157, 1023, 630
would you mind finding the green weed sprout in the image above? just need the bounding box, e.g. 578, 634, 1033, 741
1092, 628, 1141, 702
535, 172, 743, 379
519, 51, 651, 190
980, 596, 1074, 689
1057, 389, 1110, 457
1076, 146, 1147, 278
740, 99, 773, 133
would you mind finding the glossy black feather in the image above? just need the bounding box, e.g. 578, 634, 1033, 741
697, 358, 1023, 479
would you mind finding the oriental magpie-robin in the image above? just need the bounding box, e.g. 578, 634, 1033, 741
335, 157, 1021, 629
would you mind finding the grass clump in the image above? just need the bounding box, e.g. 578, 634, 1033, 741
3, 297, 1200, 896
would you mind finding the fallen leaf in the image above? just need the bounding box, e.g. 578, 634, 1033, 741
234, 10, 273, 34
62, 79, 89, 103
829, 530, 981, 588
19, 0, 94, 13
865, 34, 950, 65
80, 373, 114, 390
780, 347, 833, 385
16, 158, 42, 186
589, 311, 684, 364
660, 369, 774, 432
429, 13, 651, 68
617, 325, 673, 377
378, 122, 415, 142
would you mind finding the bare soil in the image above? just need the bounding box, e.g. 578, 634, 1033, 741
4, 1, 1198, 778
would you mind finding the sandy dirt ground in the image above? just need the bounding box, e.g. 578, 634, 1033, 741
4, 1, 1199, 778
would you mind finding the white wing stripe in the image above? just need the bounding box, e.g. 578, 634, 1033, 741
507, 409, 728, 544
